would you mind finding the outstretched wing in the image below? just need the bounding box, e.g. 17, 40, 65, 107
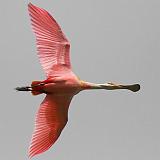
28, 3, 71, 77
29, 95, 72, 158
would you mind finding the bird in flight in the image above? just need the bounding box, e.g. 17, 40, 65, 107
16, 3, 140, 158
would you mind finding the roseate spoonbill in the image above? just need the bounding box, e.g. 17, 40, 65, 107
16, 3, 140, 158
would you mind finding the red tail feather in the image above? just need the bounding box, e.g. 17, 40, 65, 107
31, 81, 43, 95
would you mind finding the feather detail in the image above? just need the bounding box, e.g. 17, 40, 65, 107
29, 95, 72, 158
28, 3, 71, 77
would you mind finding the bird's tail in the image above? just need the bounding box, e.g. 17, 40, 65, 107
31, 81, 44, 95
16, 81, 47, 95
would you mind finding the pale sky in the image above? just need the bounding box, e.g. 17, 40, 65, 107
0, 0, 160, 159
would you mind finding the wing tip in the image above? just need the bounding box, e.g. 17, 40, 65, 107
28, 2, 40, 11
28, 143, 53, 159
28, 147, 39, 159
28, 154, 33, 159
28, 151, 34, 159
28, 2, 35, 13
28, 2, 33, 8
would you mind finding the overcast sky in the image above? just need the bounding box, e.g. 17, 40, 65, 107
0, 0, 160, 160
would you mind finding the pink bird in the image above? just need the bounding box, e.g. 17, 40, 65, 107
16, 3, 140, 158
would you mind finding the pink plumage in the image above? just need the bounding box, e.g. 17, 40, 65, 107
28, 3, 75, 158
16, 3, 140, 159
29, 95, 72, 158
28, 3, 71, 77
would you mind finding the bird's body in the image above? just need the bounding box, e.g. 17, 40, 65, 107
16, 3, 140, 158
32, 68, 82, 96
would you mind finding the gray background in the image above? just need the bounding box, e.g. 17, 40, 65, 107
0, 0, 159, 159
